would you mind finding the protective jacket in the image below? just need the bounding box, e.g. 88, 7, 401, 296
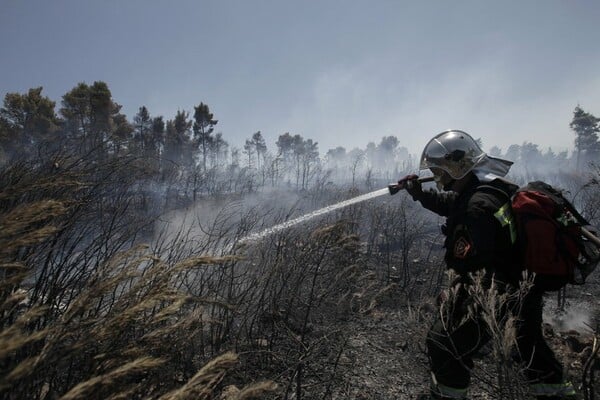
412, 175, 520, 285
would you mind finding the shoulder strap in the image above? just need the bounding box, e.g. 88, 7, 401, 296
477, 184, 511, 202
477, 184, 517, 243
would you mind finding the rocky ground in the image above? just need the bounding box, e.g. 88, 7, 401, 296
329, 283, 600, 400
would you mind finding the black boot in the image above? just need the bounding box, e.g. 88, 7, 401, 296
415, 393, 464, 400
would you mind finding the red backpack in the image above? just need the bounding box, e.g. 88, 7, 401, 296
510, 181, 600, 291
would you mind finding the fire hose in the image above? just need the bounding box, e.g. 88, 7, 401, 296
583, 227, 600, 248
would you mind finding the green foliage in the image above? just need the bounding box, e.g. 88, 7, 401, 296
0, 87, 60, 161
193, 102, 218, 171
164, 110, 193, 168
129, 106, 166, 176
570, 105, 600, 169
60, 81, 129, 158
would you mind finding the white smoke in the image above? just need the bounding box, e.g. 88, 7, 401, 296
544, 298, 593, 333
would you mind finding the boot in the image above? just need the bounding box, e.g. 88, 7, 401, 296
415, 393, 465, 400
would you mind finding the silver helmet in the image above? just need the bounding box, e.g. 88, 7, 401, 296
420, 130, 486, 180
420, 130, 514, 190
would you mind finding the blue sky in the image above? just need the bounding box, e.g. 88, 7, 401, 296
2, 0, 599, 155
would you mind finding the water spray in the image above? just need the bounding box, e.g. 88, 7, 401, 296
237, 178, 433, 246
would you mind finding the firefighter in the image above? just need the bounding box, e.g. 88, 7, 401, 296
402, 130, 575, 400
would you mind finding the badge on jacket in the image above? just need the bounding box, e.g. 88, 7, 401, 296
454, 235, 472, 259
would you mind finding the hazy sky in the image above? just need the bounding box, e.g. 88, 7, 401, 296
2, 0, 600, 155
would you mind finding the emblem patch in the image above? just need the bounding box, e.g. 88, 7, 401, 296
454, 236, 472, 259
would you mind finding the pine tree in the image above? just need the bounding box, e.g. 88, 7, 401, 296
570, 105, 600, 170
133, 106, 152, 156
60, 81, 124, 158
0, 87, 60, 161
193, 103, 217, 171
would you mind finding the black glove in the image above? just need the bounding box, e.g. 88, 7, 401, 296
398, 174, 422, 198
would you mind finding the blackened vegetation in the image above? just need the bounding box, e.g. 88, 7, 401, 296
0, 83, 599, 399
0, 152, 440, 399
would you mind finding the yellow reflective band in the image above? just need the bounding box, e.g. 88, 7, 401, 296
494, 202, 517, 243
530, 381, 576, 396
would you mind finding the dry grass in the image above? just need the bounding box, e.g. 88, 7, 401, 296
158, 352, 237, 400
433, 270, 535, 400
0, 159, 282, 400
0, 156, 386, 399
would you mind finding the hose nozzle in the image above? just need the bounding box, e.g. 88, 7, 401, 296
388, 176, 434, 195
388, 184, 402, 195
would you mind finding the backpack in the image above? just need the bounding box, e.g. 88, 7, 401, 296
509, 181, 600, 291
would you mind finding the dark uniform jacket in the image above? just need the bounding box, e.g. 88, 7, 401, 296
413, 176, 521, 286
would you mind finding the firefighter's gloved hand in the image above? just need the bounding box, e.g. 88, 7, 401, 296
398, 174, 422, 199
397, 174, 418, 188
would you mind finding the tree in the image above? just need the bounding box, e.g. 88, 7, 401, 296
0, 117, 10, 164
520, 141, 542, 176
210, 132, 228, 168
570, 105, 600, 170
276, 133, 308, 188
193, 102, 217, 171
151, 116, 165, 158
248, 131, 267, 169
291, 134, 305, 189
299, 138, 319, 190
243, 138, 255, 168
371, 136, 400, 179
276, 132, 294, 159
133, 106, 152, 155
60, 81, 123, 157
276, 132, 295, 165
365, 142, 377, 170
276, 132, 295, 183
325, 146, 346, 169
230, 146, 241, 168
88, 81, 113, 138
0, 87, 60, 161
111, 113, 133, 155
489, 146, 502, 157
61, 83, 92, 141
377, 136, 398, 166
542, 147, 556, 165
505, 144, 521, 163
396, 145, 410, 162
348, 148, 365, 187
164, 110, 193, 168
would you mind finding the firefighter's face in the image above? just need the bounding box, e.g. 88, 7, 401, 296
431, 168, 454, 191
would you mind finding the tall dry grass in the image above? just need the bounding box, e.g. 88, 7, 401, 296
416, 270, 546, 400
464, 272, 534, 400
0, 155, 278, 399
0, 153, 402, 399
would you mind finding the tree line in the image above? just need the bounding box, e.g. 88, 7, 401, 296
1, 81, 599, 197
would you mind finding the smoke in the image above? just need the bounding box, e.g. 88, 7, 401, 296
237, 187, 389, 245
151, 183, 396, 256
544, 299, 593, 333
152, 189, 307, 254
